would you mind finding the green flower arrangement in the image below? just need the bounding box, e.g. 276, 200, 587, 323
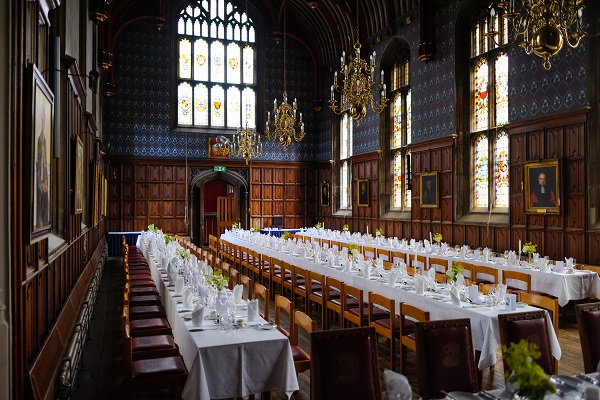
522, 242, 537, 256
375, 228, 384, 237
232, 222, 239, 229
433, 232, 443, 243
342, 224, 350, 232
176, 247, 191, 261
281, 232, 291, 240
446, 262, 465, 282
250, 227, 259, 232
502, 339, 555, 400
164, 234, 172, 245
148, 224, 158, 233
208, 269, 229, 292
315, 222, 322, 228
347, 243, 361, 259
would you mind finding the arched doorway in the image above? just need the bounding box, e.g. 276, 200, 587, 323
189, 168, 248, 246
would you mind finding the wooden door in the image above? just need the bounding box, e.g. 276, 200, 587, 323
217, 196, 235, 235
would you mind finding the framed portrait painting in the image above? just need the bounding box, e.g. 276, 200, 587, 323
357, 179, 370, 207
320, 182, 330, 207
74, 137, 84, 214
25, 64, 54, 243
524, 159, 560, 214
419, 171, 439, 208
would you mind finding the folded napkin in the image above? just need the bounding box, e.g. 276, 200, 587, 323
197, 283, 207, 298
427, 267, 436, 284
314, 252, 320, 264
415, 276, 425, 294
553, 261, 565, 272
327, 257, 334, 268
383, 369, 412, 400
161, 256, 169, 270
183, 288, 195, 308
388, 270, 399, 286
539, 258, 550, 272
376, 258, 384, 270
456, 273, 465, 287
191, 254, 197, 264
191, 303, 204, 327
345, 260, 353, 273
169, 269, 178, 286
460, 245, 469, 259
508, 251, 517, 267
175, 276, 185, 295
204, 263, 213, 275
363, 265, 371, 279
233, 284, 244, 303
565, 257, 574, 270
450, 285, 461, 306
496, 283, 507, 302
483, 248, 491, 262
247, 299, 260, 322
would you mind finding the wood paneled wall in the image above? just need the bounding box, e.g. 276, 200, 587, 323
320, 109, 597, 265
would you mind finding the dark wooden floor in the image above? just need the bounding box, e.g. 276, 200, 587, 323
72, 256, 589, 399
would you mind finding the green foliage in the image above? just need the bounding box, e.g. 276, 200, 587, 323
208, 269, 229, 291
446, 262, 464, 282
281, 232, 291, 240
164, 234, 172, 245
502, 339, 555, 400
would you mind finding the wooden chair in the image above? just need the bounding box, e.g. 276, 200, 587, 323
320, 238, 331, 249
123, 322, 188, 399
415, 319, 478, 400
260, 254, 272, 290
275, 294, 294, 338
342, 284, 368, 327
575, 302, 600, 373
400, 303, 430, 374
429, 257, 449, 283
247, 250, 261, 283
503, 270, 532, 293
330, 240, 341, 251
291, 310, 316, 374
382, 261, 393, 270
369, 293, 400, 371
474, 264, 499, 284
498, 311, 556, 375
238, 273, 253, 300
270, 257, 284, 296
124, 292, 166, 320
281, 261, 295, 298
363, 245, 376, 260
311, 327, 381, 400
122, 306, 172, 337
254, 282, 270, 321
124, 283, 162, 307
228, 268, 239, 290
377, 248, 391, 261
324, 277, 344, 330
307, 271, 327, 328
410, 254, 426, 270
518, 292, 559, 336
293, 266, 309, 312
391, 250, 407, 265
240, 246, 251, 276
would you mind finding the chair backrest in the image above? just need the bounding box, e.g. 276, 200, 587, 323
368, 293, 394, 328
415, 319, 478, 400
376, 249, 391, 262
275, 294, 294, 337
363, 246, 376, 260
325, 276, 344, 302
581, 264, 600, 275
517, 292, 558, 335
229, 268, 239, 289
291, 310, 316, 346
311, 326, 381, 400
238, 273, 253, 300
575, 302, 600, 373
429, 257, 449, 273
254, 282, 270, 321
503, 270, 531, 293
474, 264, 499, 284
498, 310, 555, 375
391, 251, 407, 265
330, 240, 341, 251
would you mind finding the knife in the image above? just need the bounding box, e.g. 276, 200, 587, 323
576, 374, 600, 386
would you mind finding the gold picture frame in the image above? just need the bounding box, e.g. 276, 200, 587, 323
74, 137, 84, 214
420, 171, 439, 208
320, 182, 330, 207
524, 159, 560, 214
357, 179, 370, 207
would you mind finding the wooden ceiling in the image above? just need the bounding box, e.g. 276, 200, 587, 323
101, 0, 420, 69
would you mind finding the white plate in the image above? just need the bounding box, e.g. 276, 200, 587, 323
516, 302, 527, 308
446, 391, 479, 400
182, 314, 192, 320
256, 323, 276, 330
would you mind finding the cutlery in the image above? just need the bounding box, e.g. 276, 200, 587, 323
172, 294, 182, 298
551, 376, 580, 392
178, 309, 191, 313
479, 390, 500, 400
576, 374, 600, 386
440, 390, 458, 400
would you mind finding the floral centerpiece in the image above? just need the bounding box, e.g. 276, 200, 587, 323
148, 224, 158, 233
433, 232, 443, 243
347, 243, 361, 260
315, 222, 322, 229
522, 242, 537, 263
375, 228, 384, 237
164, 234, 172, 246
250, 227, 259, 232
502, 339, 555, 400
176, 247, 191, 261
281, 232, 291, 240
446, 262, 464, 283
342, 224, 350, 232
208, 269, 229, 292
231, 222, 239, 229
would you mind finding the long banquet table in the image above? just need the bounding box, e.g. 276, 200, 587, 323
141, 238, 299, 400
222, 232, 561, 370
300, 232, 600, 307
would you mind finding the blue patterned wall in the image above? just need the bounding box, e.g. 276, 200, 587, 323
104, 14, 318, 162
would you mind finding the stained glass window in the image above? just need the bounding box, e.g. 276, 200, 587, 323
389, 50, 411, 212
339, 113, 352, 210
340, 113, 351, 160
474, 134, 489, 208
176, 0, 255, 127
405, 150, 412, 208
495, 53, 508, 126
493, 130, 509, 207
470, 2, 510, 211
341, 160, 349, 210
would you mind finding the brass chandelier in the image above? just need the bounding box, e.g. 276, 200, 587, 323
230, 122, 263, 165
329, 0, 387, 125
265, 1, 305, 151
487, 0, 593, 70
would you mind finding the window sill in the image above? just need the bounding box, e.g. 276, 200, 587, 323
48, 233, 67, 255
455, 210, 509, 226
333, 209, 352, 218
381, 210, 412, 221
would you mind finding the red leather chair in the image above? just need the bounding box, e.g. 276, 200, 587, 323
415, 318, 478, 400
575, 302, 600, 373
311, 326, 381, 400
498, 310, 556, 375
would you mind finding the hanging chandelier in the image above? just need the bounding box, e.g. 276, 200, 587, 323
265, 1, 305, 151
487, 0, 594, 70
230, 122, 263, 165
329, 0, 387, 125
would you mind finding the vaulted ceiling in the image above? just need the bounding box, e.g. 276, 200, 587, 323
101, 0, 420, 69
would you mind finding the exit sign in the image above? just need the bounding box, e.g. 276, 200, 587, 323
213, 166, 226, 172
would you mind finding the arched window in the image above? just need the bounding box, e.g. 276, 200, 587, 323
390, 52, 411, 211
470, 6, 509, 210
176, 0, 256, 129
340, 112, 352, 210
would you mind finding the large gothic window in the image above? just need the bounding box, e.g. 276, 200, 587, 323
470, 7, 509, 210
390, 51, 411, 211
339, 113, 353, 210
176, 0, 256, 129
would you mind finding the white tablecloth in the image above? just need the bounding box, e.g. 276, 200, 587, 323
142, 240, 299, 400
223, 233, 561, 370
300, 232, 600, 307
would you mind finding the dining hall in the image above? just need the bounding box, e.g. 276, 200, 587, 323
2, 0, 600, 399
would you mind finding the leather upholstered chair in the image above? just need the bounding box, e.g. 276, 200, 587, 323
575, 302, 600, 373
311, 326, 381, 400
415, 318, 478, 400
